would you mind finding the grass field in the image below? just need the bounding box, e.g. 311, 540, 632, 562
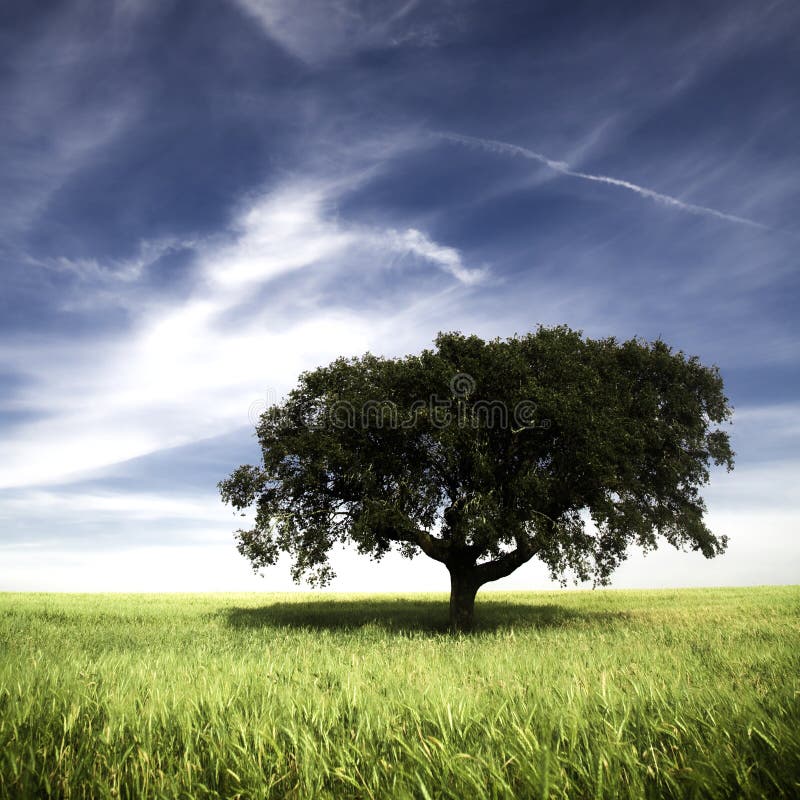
1, 586, 798, 799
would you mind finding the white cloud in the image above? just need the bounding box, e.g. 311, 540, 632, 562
0, 543, 271, 593
0, 171, 483, 490
0, 489, 230, 523
388, 228, 487, 285
206, 184, 358, 291
0, 311, 374, 488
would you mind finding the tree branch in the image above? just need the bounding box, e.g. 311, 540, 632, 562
474, 536, 539, 585
407, 529, 451, 563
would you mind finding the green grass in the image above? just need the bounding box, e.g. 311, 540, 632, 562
1, 587, 798, 799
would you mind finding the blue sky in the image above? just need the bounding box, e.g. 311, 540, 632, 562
1, 0, 798, 592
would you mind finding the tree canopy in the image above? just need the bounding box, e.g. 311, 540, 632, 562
220, 326, 734, 631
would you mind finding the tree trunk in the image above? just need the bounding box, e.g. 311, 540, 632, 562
448, 568, 480, 633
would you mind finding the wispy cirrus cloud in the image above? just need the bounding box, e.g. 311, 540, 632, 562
0, 4, 145, 240
437, 131, 770, 230
231, 0, 449, 63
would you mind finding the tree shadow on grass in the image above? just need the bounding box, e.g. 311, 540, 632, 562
223, 597, 631, 635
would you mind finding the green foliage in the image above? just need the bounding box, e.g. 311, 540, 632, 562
220, 327, 734, 592
1, 588, 798, 799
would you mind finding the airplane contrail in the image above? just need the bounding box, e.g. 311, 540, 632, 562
436, 131, 768, 230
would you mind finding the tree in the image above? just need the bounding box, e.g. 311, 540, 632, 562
219, 326, 734, 632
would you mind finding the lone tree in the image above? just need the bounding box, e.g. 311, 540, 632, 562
220, 327, 733, 631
